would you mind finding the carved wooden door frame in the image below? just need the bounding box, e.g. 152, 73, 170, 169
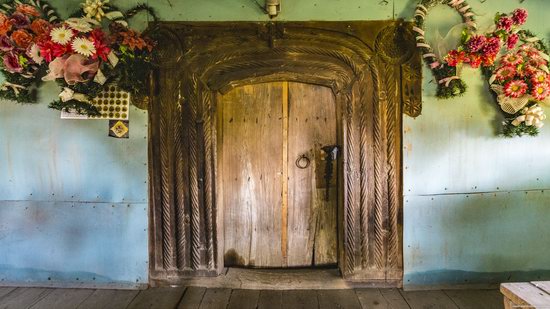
147, 21, 421, 286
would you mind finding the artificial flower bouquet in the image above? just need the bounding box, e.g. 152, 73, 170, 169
432, 8, 528, 100
0, 0, 59, 102
481, 11, 550, 137
0, 0, 156, 116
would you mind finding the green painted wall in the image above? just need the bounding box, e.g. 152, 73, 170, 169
0, 0, 549, 289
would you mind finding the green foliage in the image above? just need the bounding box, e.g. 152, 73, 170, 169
502, 120, 539, 137
48, 99, 101, 116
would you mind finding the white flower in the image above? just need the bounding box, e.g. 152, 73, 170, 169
50, 27, 74, 45
65, 18, 93, 33
82, 0, 109, 21
72, 37, 96, 57
59, 87, 75, 102
27, 44, 43, 65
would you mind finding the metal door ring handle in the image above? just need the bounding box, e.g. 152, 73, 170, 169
296, 154, 310, 169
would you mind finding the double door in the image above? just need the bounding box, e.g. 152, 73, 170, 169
219, 81, 339, 268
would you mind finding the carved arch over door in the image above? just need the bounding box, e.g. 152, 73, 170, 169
147, 21, 421, 285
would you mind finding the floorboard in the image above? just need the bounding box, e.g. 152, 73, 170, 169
317, 289, 361, 309
127, 287, 186, 309
380, 288, 411, 308
178, 287, 207, 309
77, 289, 139, 309
0, 288, 15, 301
29, 288, 94, 309
0, 286, 505, 309
257, 290, 282, 309
443, 289, 503, 309
400, 290, 459, 309
284, 290, 319, 309
199, 288, 232, 309
0, 288, 52, 309
227, 289, 260, 309
356, 289, 391, 308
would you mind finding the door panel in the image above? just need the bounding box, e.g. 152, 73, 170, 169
220, 81, 337, 268
287, 82, 338, 266
221, 83, 284, 267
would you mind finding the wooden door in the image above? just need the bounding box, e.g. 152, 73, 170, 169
219, 82, 337, 268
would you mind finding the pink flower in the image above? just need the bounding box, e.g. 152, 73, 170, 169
504, 80, 528, 98
0, 35, 13, 51
495, 66, 516, 81
502, 53, 523, 66
497, 16, 513, 31
512, 8, 528, 25
523, 65, 539, 77
532, 83, 550, 101
483, 37, 502, 56
507, 33, 519, 49
3, 51, 21, 73
42, 53, 99, 85
531, 71, 548, 85
468, 35, 487, 53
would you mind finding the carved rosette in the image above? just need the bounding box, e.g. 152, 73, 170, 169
148, 21, 420, 285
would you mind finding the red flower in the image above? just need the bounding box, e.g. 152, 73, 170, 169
504, 80, 528, 98
512, 8, 528, 26
481, 53, 497, 67
507, 33, 519, 50
497, 16, 513, 31
444, 50, 467, 67
89, 28, 110, 61
482, 37, 502, 57
468, 54, 482, 68
38, 39, 71, 62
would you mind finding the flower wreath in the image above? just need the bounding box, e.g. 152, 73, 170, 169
413, 0, 477, 98
415, 1, 546, 137
0, 0, 157, 116
483, 27, 550, 137
0, 0, 61, 103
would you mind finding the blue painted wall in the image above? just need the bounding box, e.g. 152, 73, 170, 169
0, 0, 549, 289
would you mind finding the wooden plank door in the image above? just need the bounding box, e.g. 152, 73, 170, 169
220, 82, 337, 268
287, 82, 338, 267
220, 83, 284, 267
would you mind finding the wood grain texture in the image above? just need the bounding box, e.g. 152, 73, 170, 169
317, 289, 361, 309
227, 289, 260, 309
284, 290, 319, 309
287, 82, 337, 267
220, 83, 284, 267
0, 287, 15, 300
0, 288, 52, 309
199, 288, 232, 309
29, 288, 93, 309
127, 287, 186, 309
187, 75, 203, 270
379, 288, 411, 309
443, 289, 503, 309
159, 71, 178, 270
501, 282, 550, 307
149, 21, 416, 284
532, 281, 550, 294
400, 290, 459, 309
77, 289, 139, 309
178, 287, 206, 309
356, 289, 392, 309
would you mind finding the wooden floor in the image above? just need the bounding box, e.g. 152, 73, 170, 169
0, 286, 503, 309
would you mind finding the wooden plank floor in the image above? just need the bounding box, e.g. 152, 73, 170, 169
0, 287, 503, 309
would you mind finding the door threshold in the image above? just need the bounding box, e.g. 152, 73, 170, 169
168, 268, 399, 290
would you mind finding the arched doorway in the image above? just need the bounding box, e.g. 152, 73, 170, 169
147, 21, 421, 286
